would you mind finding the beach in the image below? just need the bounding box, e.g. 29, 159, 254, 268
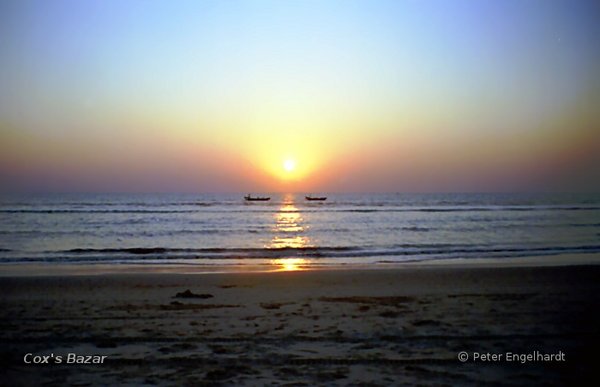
2, 259, 599, 385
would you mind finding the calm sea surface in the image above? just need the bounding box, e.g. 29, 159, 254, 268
1, 193, 599, 269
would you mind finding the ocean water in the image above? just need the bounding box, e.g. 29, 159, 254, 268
0, 193, 599, 269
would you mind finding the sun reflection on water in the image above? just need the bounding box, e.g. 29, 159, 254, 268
268, 194, 312, 271
271, 257, 308, 271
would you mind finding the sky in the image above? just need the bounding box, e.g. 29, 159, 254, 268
1, 0, 599, 193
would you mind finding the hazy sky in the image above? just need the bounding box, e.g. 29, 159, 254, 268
1, 0, 599, 192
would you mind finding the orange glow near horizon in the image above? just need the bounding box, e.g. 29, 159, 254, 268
252, 143, 323, 184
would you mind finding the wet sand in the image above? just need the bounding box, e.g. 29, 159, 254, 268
1, 263, 599, 385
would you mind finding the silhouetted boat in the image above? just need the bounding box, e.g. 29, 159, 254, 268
305, 195, 327, 201
244, 195, 271, 201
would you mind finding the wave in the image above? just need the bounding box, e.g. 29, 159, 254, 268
340, 206, 600, 213
3, 244, 599, 264
0, 209, 197, 214
2, 205, 599, 215
0, 201, 215, 207
63, 246, 355, 255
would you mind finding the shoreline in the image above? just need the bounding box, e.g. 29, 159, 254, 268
1, 252, 599, 277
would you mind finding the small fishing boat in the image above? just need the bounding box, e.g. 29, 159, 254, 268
305, 195, 327, 201
244, 195, 271, 201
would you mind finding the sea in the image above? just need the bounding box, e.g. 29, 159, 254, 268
0, 193, 599, 270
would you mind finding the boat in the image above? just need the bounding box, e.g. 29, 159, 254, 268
305, 195, 327, 201
244, 195, 271, 201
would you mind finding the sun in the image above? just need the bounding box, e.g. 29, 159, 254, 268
283, 159, 296, 172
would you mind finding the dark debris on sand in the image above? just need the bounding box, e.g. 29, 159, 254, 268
174, 289, 214, 299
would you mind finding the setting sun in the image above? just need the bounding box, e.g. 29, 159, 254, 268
283, 159, 296, 172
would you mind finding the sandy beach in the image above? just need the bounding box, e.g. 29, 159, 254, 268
1, 259, 599, 385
